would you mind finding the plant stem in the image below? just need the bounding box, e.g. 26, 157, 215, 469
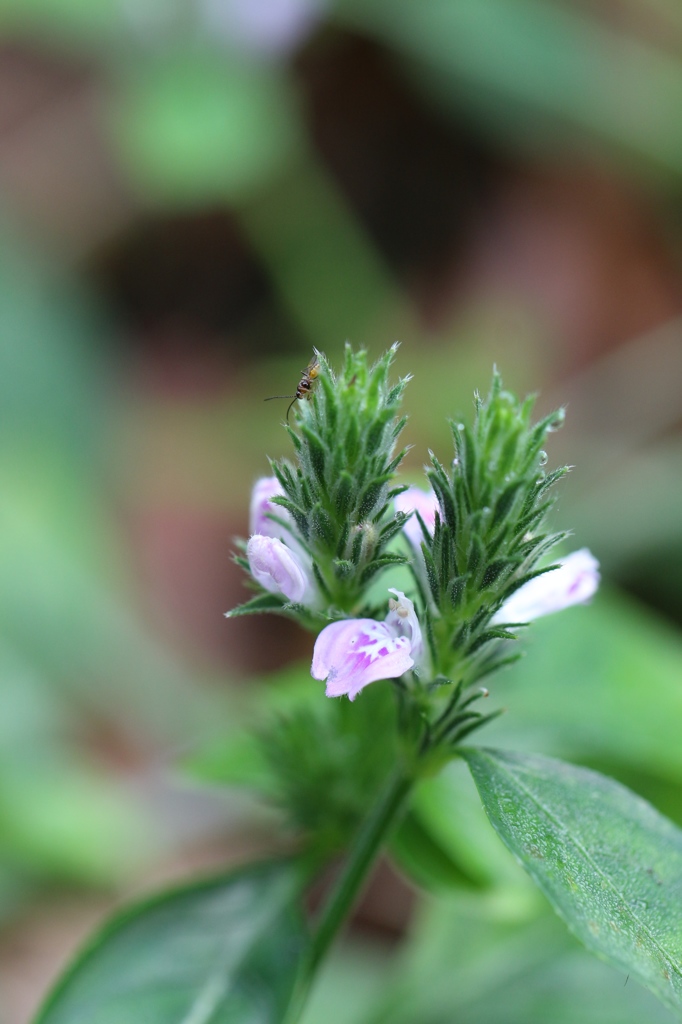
288, 768, 413, 1021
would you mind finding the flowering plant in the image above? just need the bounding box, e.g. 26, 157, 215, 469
35, 347, 682, 1024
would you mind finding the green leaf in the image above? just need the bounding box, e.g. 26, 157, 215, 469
462, 747, 682, 1017
34, 860, 309, 1024
409, 762, 524, 890
226, 593, 287, 617
484, 591, 682, 785
390, 810, 485, 892
356, 889, 675, 1024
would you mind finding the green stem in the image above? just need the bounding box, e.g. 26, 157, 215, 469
288, 768, 413, 1021
312, 768, 412, 970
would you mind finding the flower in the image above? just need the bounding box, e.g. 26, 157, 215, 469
247, 535, 314, 604
247, 477, 319, 607
312, 590, 422, 700
250, 476, 289, 539
394, 486, 439, 548
385, 589, 424, 665
491, 548, 600, 625
201, 0, 327, 56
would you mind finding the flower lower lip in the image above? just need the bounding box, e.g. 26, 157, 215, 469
311, 593, 422, 700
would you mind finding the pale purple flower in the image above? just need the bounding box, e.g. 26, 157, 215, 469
385, 588, 424, 665
492, 548, 600, 625
250, 476, 289, 539
247, 477, 319, 606
394, 486, 439, 548
312, 590, 422, 700
247, 534, 314, 604
250, 475, 306, 554
201, 0, 327, 55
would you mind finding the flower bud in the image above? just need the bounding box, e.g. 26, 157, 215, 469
247, 535, 313, 604
250, 476, 289, 539
492, 548, 600, 624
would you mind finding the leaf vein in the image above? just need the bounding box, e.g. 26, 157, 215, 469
488, 753, 682, 985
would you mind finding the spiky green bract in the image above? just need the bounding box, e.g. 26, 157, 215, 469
271, 343, 411, 618
416, 370, 569, 692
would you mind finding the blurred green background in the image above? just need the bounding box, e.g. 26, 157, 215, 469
0, 0, 681, 1020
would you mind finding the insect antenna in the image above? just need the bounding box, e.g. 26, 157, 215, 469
285, 397, 298, 421
264, 394, 299, 421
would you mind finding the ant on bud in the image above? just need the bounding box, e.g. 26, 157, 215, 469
265, 352, 322, 421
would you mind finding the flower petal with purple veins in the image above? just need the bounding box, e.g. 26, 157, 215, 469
312, 618, 414, 701
492, 548, 600, 625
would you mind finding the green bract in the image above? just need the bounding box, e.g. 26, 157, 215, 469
421, 371, 569, 679
265, 343, 411, 618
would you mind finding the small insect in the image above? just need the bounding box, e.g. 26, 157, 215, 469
265, 352, 321, 421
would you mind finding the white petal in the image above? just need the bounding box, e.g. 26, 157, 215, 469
386, 589, 423, 663
492, 548, 600, 624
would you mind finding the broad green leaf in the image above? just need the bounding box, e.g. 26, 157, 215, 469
390, 809, 486, 892
484, 592, 682, 784
408, 763, 530, 890
35, 860, 309, 1024
463, 747, 682, 1017
358, 890, 675, 1024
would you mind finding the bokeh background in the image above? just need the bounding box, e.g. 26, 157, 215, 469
1, 0, 682, 1021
